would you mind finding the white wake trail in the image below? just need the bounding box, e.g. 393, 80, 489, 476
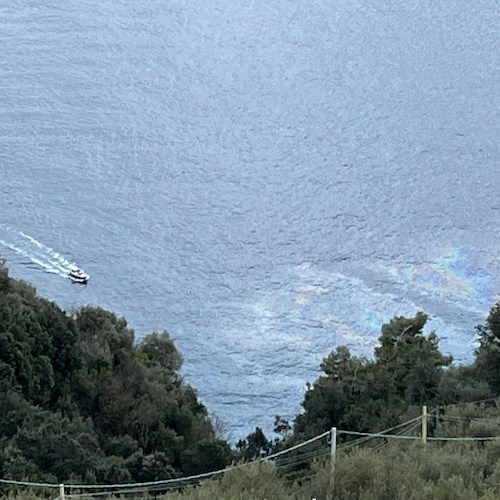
0, 226, 80, 280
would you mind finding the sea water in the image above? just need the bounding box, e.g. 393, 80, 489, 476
1, 0, 499, 439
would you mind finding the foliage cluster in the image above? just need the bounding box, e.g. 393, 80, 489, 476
292, 306, 500, 440
0, 266, 232, 489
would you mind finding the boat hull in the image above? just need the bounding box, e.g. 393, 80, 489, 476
68, 273, 90, 283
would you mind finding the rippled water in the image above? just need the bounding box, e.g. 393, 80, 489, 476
1, 0, 499, 439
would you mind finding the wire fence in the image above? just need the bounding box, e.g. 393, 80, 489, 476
0, 431, 332, 499
5, 400, 500, 498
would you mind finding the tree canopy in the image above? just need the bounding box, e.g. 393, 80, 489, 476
0, 266, 231, 486
293, 311, 487, 439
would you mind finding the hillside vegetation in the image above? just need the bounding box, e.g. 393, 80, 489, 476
1, 262, 500, 499
0, 265, 231, 488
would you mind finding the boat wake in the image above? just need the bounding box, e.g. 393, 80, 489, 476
0, 226, 79, 280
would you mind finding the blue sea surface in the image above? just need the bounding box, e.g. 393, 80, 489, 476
1, 0, 499, 439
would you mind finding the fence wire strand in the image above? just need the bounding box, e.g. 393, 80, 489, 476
8, 410, 500, 497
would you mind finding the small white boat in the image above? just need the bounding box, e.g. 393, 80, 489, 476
68, 266, 90, 283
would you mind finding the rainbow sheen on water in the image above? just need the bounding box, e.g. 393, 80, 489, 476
0, 0, 498, 438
